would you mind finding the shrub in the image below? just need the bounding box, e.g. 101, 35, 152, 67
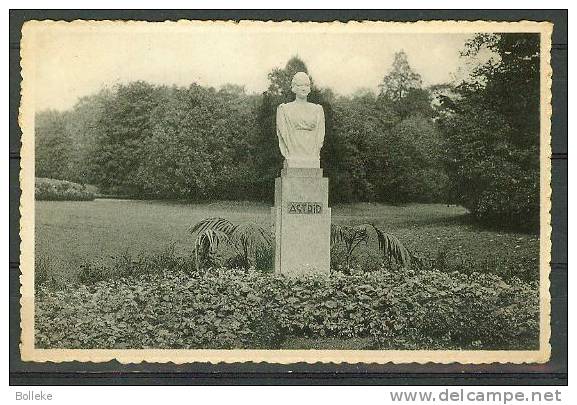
36, 269, 282, 349
189, 218, 273, 271
36, 265, 539, 350
35, 177, 95, 201
330, 223, 420, 270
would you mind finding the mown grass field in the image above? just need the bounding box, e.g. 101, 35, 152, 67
35, 199, 539, 283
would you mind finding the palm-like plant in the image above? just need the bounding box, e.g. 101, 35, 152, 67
189, 217, 272, 270
190, 217, 419, 272
330, 223, 419, 269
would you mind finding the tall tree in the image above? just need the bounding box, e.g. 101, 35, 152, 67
132, 84, 260, 200
439, 33, 540, 230
89, 81, 165, 194
379, 51, 422, 102
35, 110, 70, 180
65, 90, 112, 184
378, 51, 435, 121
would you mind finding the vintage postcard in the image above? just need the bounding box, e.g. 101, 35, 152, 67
19, 19, 553, 364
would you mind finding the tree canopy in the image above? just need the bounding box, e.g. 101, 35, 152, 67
438, 33, 540, 230
379, 51, 422, 102
35, 35, 541, 230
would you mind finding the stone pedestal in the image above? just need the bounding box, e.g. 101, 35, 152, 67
272, 167, 331, 275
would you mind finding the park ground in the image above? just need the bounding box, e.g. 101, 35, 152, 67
36, 199, 539, 284
34, 199, 541, 350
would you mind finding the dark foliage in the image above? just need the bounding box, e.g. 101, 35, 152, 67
35, 265, 539, 350
35, 55, 447, 205
34, 37, 541, 229
438, 33, 540, 231
35, 110, 71, 180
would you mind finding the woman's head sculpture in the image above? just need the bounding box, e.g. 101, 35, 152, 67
276, 71, 325, 169
291, 72, 311, 100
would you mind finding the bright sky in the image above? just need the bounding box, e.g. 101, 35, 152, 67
26, 22, 473, 111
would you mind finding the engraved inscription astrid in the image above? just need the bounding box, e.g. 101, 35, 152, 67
287, 202, 322, 214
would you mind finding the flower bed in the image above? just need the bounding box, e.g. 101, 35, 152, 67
35, 266, 539, 350
35, 177, 95, 201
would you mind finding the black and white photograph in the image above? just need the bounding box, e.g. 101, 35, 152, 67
18, 19, 553, 364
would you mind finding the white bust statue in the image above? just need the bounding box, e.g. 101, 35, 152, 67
276, 72, 325, 168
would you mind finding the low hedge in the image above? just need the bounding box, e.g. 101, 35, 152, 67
35, 267, 539, 350
35, 177, 95, 201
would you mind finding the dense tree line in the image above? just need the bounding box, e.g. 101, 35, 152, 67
36, 51, 446, 204
35, 33, 541, 229
438, 33, 541, 230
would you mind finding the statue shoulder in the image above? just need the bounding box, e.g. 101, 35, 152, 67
276, 103, 286, 116
314, 103, 325, 114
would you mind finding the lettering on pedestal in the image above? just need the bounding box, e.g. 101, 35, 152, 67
287, 202, 322, 214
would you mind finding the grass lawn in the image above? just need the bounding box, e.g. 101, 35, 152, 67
35, 199, 539, 283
